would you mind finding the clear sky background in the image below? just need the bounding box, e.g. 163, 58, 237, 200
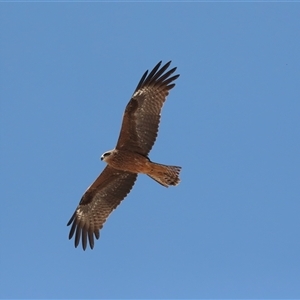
1, 3, 299, 299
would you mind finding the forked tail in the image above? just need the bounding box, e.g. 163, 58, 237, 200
147, 162, 181, 187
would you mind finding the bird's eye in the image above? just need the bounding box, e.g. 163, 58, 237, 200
103, 152, 110, 157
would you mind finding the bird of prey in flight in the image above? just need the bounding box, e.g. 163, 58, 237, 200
67, 61, 181, 250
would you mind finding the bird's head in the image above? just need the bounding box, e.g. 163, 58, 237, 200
101, 150, 113, 162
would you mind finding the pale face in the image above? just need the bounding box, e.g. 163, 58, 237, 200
101, 151, 111, 162
101, 149, 117, 162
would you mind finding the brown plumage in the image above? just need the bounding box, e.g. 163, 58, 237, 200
67, 61, 181, 250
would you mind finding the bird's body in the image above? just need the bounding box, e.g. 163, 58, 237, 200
101, 149, 181, 186
68, 61, 181, 250
101, 149, 150, 173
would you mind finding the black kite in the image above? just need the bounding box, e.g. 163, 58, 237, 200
67, 61, 181, 250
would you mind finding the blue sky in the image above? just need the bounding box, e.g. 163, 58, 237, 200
1, 3, 299, 298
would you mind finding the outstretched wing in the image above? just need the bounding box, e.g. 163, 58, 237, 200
116, 61, 180, 156
67, 166, 137, 250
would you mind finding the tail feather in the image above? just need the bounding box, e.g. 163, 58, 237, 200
147, 162, 181, 187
